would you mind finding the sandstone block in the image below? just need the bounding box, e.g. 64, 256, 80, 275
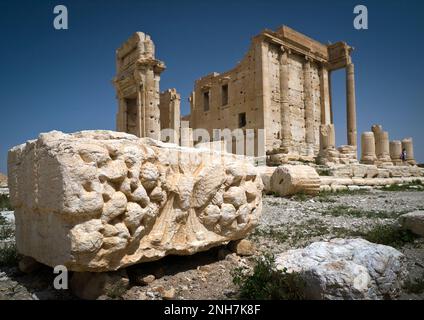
8, 130, 263, 272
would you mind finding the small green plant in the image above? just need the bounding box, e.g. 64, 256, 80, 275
232, 253, 305, 300
404, 272, 424, 295
363, 224, 418, 248
320, 205, 406, 219
0, 243, 19, 267
381, 181, 424, 192
0, 194, 12, 210
290, 192, 309, 202
0, 225, 14, 240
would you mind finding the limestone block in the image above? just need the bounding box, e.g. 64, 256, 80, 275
386, 166, 412, 178
275, 239, 407, 300
377, 168, 390, 178
256, 166, 276, 193
228, 239, 255, 256
270, 165, 320, 196
398, 211, 424, 238
8, 130, 263, 272
365, 166, 379, 178
351, 164, 368, 178
328, 164, 353, 178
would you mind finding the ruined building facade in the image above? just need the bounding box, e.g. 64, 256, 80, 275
114, 27, 416, 166
188, 26, 358, 164
114, 32, 180, 142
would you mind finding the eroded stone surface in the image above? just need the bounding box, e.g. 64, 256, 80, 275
399, 211, 424, 237
275, 238, 408, 300
8, 130, 263, 272
270, 165, 320, 196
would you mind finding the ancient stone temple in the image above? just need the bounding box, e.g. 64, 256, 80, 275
187, 26, 358, 164
113, 28, 418, 168
114, 32, 166, 140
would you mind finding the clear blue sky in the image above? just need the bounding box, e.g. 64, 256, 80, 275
1, 0, 423, 173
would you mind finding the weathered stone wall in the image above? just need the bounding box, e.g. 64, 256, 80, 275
114, 32, 165, 140
190, 31, 325, 159
189, 38, 265, 157
159, 88, 181, 144
8, 131, 263, 272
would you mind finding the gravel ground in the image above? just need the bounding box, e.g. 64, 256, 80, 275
1, 189, 424, 300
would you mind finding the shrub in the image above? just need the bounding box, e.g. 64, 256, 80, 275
404, 272, 424, 294
363, 224, 418, 248
0, 243, 19, 267
0, 194, 12, 210
231, 253, 305, 300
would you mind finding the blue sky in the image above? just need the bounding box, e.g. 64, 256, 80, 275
0, 0, 423, 173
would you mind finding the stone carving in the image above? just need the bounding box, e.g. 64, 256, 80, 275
8, 130, 263, 272
275, 238, 407, 300
270, 165, 320, 196
317, 124, 340, 164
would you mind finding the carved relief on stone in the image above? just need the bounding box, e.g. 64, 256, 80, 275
8, 131, 263, 272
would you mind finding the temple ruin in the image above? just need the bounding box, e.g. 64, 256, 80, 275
114, 26, 417, 167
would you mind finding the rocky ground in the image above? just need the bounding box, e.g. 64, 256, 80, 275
1, 188, 424, 300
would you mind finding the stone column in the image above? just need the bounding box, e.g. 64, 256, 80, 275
329, 71, 334, 124
279, 47, 291, 152
346, 63, 357, 147
319, 65, 331, 125
317, 124, 337, 164
402, 138, 416, 165
360, 132, 377, 164
303, 57, 315, 154
116, 98, 127, 132
261, 40, 273, 152
319, 124, 336, 151
143, 67, 161, 140
159, 89, 181, 145
180, 121, 193, 148
390, 140, 402, 165
372, 125, 391, 164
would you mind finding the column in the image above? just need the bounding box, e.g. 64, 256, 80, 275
279, 47, 291, 151
329, 71, 334, 124
390, 140, 402, 165
360, 132, 377, 164
116, 98, 127, 132
346, 63, 357, 146
402, 138, 416, 165
319, 65, 331, 125
303, 57, 315, 150
144, 67, 161, 140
